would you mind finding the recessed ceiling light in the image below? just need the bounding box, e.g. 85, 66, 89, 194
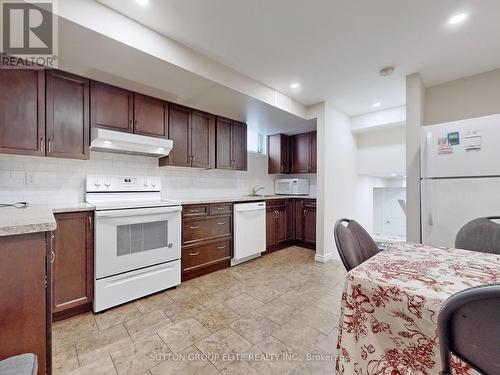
448, 13, 468, 24
391, 173, 398, 176
403, 175, 407, 179
290, 82, 300, 89
136, 0, 149, 6
372, 102, 381, 108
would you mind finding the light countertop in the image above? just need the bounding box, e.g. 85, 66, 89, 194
0, 196, 317, 236
0, 203, 95, 237
179, 195, 316, 205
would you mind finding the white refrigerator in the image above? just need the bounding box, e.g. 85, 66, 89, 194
421, 113, 500, 248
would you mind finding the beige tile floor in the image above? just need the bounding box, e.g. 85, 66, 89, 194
52, 246, 346, 375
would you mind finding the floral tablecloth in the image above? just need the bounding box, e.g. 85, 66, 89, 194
335, 242, 500, 375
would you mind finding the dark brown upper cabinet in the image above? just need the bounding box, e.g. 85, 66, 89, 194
90, 81, 134, 133
0, 69, 45, 156
216, 117, 247, 171
134, 94, 168, 138
191, 110, 216, 168
160, 105, 215, 168
309, 130, 317, 173
267, 134, 290, 174
232, 121, 247, 170
291, 131, 317, 174
46, 70, 90, 160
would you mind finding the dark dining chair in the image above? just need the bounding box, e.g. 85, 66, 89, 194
455, 217, 500, 255
438, 284, 500, 375
334, 218, 379, 272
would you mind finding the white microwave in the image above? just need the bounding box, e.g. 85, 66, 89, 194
275, 178, 309, 195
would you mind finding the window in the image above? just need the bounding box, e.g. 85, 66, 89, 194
247, 130, 266, 154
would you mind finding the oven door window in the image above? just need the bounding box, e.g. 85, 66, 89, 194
117, 220, 168, 256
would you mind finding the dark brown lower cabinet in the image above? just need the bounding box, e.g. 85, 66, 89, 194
265, 199, 293, 253
181, 203, 233, 280
0, 232, 50, 375
52, 212, 94, 321
294, 199, 316, 249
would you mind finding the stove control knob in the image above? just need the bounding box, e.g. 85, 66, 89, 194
168, 243, 173, 248
144, 181, 149, 187
151, 182, 156, 188
104, 182, 111, 188
94, 180, 101, 188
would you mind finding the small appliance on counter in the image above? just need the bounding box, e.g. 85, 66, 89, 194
274, 178, 309, 195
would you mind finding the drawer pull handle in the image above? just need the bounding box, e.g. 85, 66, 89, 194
189, 226, 200, 229
189, 209, 201, 213
216, 207, 226, 210
189, 251, 199, 256
217, 222, 226, 225
217, 246, 226, 249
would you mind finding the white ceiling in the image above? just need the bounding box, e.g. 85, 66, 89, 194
97, 0, 500, 116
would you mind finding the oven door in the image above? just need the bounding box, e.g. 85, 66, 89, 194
95, 206, 181, 279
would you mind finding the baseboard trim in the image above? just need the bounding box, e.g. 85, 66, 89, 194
314, 252, 334, 263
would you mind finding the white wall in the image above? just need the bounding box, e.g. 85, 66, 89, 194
425, 68, 500, 126
0, 152, 319, 204
405, 73, 425, 243
357, 127, 406, 178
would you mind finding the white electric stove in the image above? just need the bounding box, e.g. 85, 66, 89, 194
86, 175, 182, 312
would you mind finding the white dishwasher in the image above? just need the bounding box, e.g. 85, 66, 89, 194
232, 201, 266, 266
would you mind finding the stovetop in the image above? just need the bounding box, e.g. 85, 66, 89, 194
85, 174, 180, 211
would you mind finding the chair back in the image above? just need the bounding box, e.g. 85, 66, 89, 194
455, 217, 500, 255
334, 218, 379, 272
438, 284, 500, 375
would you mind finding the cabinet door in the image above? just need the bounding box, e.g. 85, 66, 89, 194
309, 131, 317, 173
267, 134, 290, 174
216, 117, 233, 170
134, 94, 168, 138
90, 81, 133, 133
191, 110, 215, 169
286, 199, 294, 240
232, 121, 247, 171
266, 209, 276, 248
52, 212, 93, 314
294, 199, 304, 241
291, 132, 310, 173
0, 233, 48, 375
162, 105, 191, 167
0, 69, 45, 156
46, 70, 89, 160
303, 206, 316, 245
275, 208, 288, 244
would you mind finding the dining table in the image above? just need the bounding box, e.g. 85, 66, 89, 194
335, 241, 500, 375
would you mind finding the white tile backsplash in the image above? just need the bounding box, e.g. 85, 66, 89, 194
0, 151, 316, 204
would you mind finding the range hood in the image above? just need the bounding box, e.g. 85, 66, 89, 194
90, 128, 173, 157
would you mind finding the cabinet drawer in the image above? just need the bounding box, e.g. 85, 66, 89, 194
266, 199, 288, 209
182, 204, 210, 218
182, 240, 231, 272
210, 203, 232, 216
183, 216, 231, 244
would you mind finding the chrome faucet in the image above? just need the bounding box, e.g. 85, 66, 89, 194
252, 186, 265, 196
